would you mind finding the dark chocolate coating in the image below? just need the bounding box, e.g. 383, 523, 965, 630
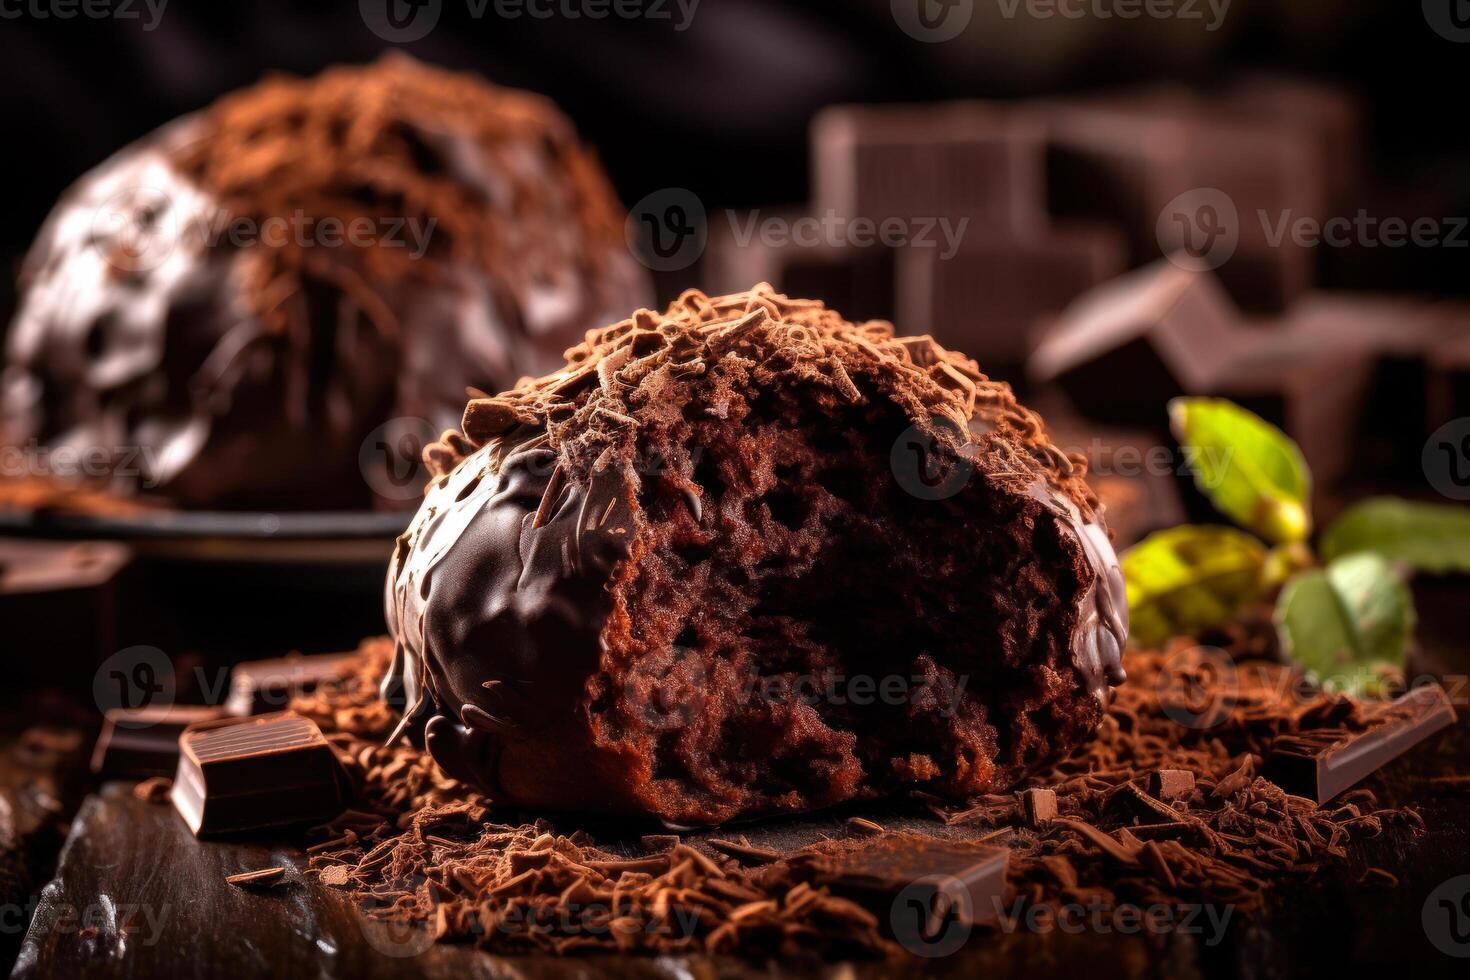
385, 432, 1128, 816
384, 435, 645, 811
2, 117, 648, 510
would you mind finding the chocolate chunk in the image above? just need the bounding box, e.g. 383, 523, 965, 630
1030, 261, 1245, 426
812, 103, 1045, 236
225, 867, 287, 888
814, 836, 1009, 927
1044, 91, 1325, 310
1148, 769, 1196, 801
1021, 787, 1058, 827
90, 704, 228, 779
895, 226, 1126, 382
170, 712, 346, 837
1264, 684, 1456, 805
226, 653, 358, 716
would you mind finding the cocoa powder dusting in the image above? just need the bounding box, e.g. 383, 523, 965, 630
290, 635, 1447, 959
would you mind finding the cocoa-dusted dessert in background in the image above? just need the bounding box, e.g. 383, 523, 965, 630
385, 284, 1128, 825
1, 55, 648, 511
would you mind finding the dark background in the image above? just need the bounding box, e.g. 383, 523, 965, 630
2, 0, 1466, 326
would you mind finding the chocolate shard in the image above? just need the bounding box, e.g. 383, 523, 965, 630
1029, 261, 1245, 427
1264, 684, 1457, 805
813, 836, 1009, 927
90, 704, 229, 778
170, 711, 347, 837
225, 652, 358, 716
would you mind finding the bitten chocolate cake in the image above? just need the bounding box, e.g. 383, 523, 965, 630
1, 55, 648, 510
385, 285, 1127, 825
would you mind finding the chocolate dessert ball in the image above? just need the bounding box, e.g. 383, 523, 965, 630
1, 56, 648, 510
385, 285, 1127, 825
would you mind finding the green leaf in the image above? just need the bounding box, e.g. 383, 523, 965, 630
1169, 397, 1312, 544
1274, 553, 1415, 696
1320, 497, 1470, 573
1122, 525, 1271, 647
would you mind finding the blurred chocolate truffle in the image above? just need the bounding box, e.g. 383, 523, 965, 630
385, 284, 1127, 825
1, 55, 648, 510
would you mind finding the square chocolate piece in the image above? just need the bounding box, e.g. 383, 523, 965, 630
171, 712, 346, 837
91, 704, 229, 778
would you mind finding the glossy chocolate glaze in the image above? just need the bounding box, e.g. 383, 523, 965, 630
386, 428, 1130, 813
2, 113, 648, 510
384, 435, 644, 811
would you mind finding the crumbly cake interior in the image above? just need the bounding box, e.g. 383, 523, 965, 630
585, 367, 1096, 824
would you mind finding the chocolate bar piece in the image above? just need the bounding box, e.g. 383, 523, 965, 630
225, 652, 356, 716
895, 225, 1126, 382
813, 836, 1008, 928
812, 102, 1045, 236
90, 704, 228, 778
1264, 684, 1456, 805
1043, 89, 1325, 310
170, 712, 346, 837
1029, 261, 1245, 427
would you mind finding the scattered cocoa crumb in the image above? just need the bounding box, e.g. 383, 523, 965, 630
286, 637, 1436, 959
